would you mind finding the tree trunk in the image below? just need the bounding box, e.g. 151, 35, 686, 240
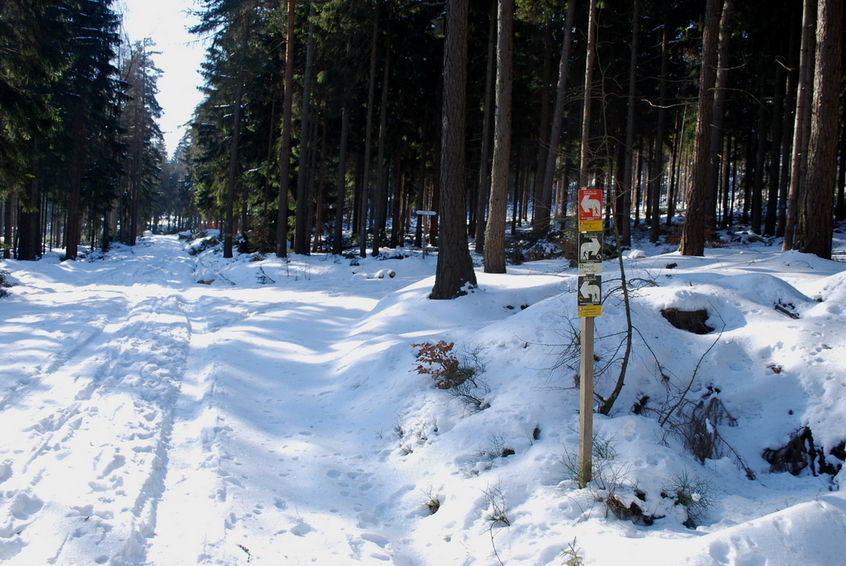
778, 26, 800, 237
637, 151, 645, 226
557, 159, 572, 226
650, 19, 670, 243
836, 110, 846, 221
2, 195, 10, 259
798, 0, 842, 258
511, 144, 520, 234
751, 76, 767, 233
474, 2, 497, 254
414, 153, 427, 249
765, 61, 786, 235
679, 0, 721, 256
721, 135, 732, 227
224, 76, 244, 259
333, 96, 350, 255
783, 0, 817, 251
705, 0, 734, 230
372, 0, 393, 256
742, 133, 754, 223
18, 153, 41, 261
618, 0, 639, 247
483, 0, 513, 274
128, 61, 144, 248
532, 15, 554, 229
430, 132, 440, 246
311, 120, 327, 253
294, 4, 316, 255
614, 141, 627, 233
666, 107, 685, 227
390, 145, 405, 248
579, 0, 598, 192
358, 1, 380, 257
65, 108, 85, 261
540, 0, 576, 233
414, 104, 432, 249
276, 0, 296, 257
430, 0, 476, 299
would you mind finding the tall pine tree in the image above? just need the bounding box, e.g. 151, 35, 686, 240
59, 0, 124, 260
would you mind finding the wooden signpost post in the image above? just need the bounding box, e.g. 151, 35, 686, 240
416, 210, 436, 257
577, 188, 603, 487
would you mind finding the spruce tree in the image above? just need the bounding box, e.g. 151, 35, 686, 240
58, 0, 124, 260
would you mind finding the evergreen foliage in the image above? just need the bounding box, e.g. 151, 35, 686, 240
2, 0, 843, 265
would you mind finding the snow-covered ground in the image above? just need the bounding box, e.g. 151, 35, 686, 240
2, 229, 846, 566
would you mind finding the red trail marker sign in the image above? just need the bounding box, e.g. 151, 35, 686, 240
578, 188, 603, 232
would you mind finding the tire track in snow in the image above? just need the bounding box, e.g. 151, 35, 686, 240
0, 287, 191, 564
145, 288, 421, 565
0, 305, 117, 413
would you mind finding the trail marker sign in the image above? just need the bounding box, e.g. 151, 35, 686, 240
578, 274, 602, 317
577, 188, 604, 312
576, 188, 604, 486
578, 188, 603, 232
578, 231, 603, 274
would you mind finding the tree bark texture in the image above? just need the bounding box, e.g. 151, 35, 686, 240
17, 152, 41, 261
483, 0, 513, 274
650, 18, 670, 243
358, 1, 380, 258
474, 2, 497, 254
276, 0, 296, 257
65, 108, 85, 260
294, 5, 316, 255
783, 0, 817, 250
751, 76, 767, 233
431, 0, 477, 299
372, 0, 393, 256
539, 0, 576, 233
705, 0, 734, 230
618, 0, 639, 247
532, 18, 554, 229
333, 99, 350, 256
765, 61, 786, 236
578, 0, 598, 191
679, 0, 721, 256
798, 0, 842, 258
224, 77, 243, 259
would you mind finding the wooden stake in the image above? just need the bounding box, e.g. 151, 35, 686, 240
579, 315, 595, 488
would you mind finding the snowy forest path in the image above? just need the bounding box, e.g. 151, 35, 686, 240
0, 238, 198, 563
2, 236, 423, 565
145, 259, 414, 565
